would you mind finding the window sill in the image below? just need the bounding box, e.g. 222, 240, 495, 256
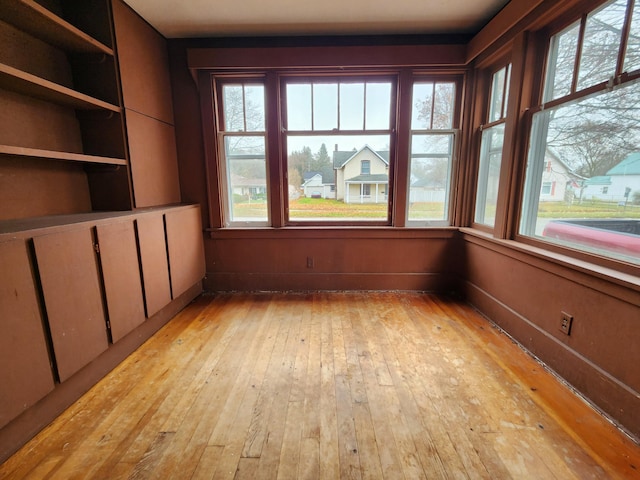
207, 225, 459, 240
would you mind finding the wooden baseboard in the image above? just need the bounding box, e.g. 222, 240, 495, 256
0, 282, 202, 463
204, 271, 460, 292
462, 280, 640, 441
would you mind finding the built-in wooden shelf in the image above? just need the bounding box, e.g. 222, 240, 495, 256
0, 0, 113, 55
0, 63, 120, 112
0, 145, 127, 166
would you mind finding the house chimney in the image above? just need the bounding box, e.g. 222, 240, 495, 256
335, 144, 338, 151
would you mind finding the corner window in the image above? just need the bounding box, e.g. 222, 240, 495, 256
285, 78, 394, 222
520, 0, 640, 265
217, 81, 268, 225
407, 81, 457, 224
474, 64, 511, 227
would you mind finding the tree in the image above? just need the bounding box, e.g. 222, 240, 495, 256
541, 1, 640, 178
287, 147, 313, 188
415, 82, 455, 129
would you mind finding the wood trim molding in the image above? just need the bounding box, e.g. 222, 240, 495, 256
187, 44, 467, 71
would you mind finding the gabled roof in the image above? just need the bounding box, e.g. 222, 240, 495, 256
584, 175, 611, 186
303, 170, 334, 185
412, 178, 444, 188
333, 145, 389, 169
607, 152, 640, 176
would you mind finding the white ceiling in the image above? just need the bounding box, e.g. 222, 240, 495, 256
123, 0, 510, 38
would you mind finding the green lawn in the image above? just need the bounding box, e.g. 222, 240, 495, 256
233, 198, 448, 220
537, 200, 640, 219
232, 197, 640, 221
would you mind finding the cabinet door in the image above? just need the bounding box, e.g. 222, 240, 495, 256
33, 228, 108, 382
96, 221, 145, 343
136, 214, 171, 317
0, 240, 55, 429
165, 207, 205, 299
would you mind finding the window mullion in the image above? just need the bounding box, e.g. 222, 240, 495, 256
266, 72, 284, 227
616, 0, 635, 76
572, 15, 588, 94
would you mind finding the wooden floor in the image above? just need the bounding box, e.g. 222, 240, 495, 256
1, 292, 639, 479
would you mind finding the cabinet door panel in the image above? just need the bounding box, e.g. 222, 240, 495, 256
0, 240, 55, 429
136, 214, 171, 317
33, 228, 108, 382
165, 207, 205, 299
96, 221, 145, 343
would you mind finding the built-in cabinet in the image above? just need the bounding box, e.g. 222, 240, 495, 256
0, 205, 205, 450
0, 0, 205, 463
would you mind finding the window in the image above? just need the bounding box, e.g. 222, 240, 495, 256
285, 78, 393, 221
407, 81, 457, 224
206, 63, 462, 228
217, 81, 268, 225
520, 0, 640, 265
474, 64, 511, 227
541, 182, 553, 195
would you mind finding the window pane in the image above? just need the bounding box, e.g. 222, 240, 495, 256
224, 136, 268, 223
340, 83, 365, 130
577, 0, 627, 91
408, 133, 454, 222
412, 83, 434, 129
474, 124, 505, 227
365, 82, 392, 130
624, 0, 640, 72
313, 83, 338, 130
489, 67, 506, 122
520, 80, 640, 264
223, 85, 245, 132
433, 83, 455, 129
222, 85, 265, 132
287, 135, 390, 221
544, 22, 580, 102
287, 84, 312, 130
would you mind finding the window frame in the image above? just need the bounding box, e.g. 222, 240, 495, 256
281, 73, 398, 226
472, 61, 513, 233
513, 0, 640, 274
406, 77, 461, 227
213, 76, 271, 227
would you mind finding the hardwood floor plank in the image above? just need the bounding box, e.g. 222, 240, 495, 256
191, 445, 224, 480
1, 292, 638, 480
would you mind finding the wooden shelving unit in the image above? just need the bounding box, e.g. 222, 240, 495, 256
0, 63, 121, 112
0, 145, 126, 166
0, 0, 132, 220
0, 0, 114, 55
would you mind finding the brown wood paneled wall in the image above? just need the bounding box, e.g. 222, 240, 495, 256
460, 230, 640, 439
111, 0, 181, 209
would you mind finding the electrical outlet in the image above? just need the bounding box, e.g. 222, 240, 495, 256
307, 256, 314, 268
559, 312, 573, 335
